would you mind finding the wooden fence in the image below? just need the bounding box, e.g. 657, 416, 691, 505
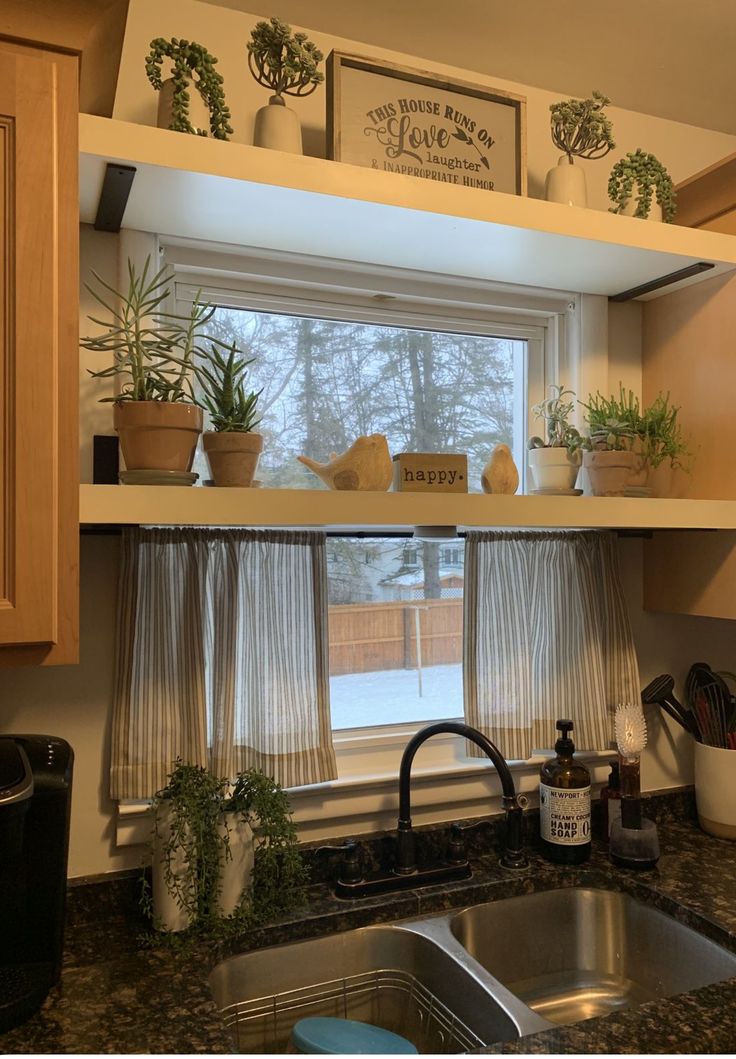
328, 598, 463, 676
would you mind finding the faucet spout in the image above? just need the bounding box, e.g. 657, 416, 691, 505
396, 722, 527, 873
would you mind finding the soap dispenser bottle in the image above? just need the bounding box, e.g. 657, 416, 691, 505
539, 719, 591, 864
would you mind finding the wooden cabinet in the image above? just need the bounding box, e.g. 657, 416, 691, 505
0, 40, 78, 664
644, 154, 736, 618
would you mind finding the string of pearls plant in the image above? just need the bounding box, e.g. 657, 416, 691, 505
608, 149, 676, 222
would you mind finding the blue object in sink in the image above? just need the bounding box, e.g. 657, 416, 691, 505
291, 1016, 418, 1054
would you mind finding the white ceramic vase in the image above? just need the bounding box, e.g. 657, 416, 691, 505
253, 95, 302, 153
156, 77, 211, 136
545, 155, 587, 207
694, 742, 736, 840
151, 802, 194, 932
216, 812, 254, 917
528, 447, 581, 493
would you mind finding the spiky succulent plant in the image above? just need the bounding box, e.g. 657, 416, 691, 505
195, 342, 262, 432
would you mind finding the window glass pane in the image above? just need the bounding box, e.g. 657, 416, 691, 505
327, 537, 464, 731
194, 308, 527, 492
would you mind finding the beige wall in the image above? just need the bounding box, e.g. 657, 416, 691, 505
1, 2, 735, 878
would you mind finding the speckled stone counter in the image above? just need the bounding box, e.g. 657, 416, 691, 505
2, 793, 736, 1054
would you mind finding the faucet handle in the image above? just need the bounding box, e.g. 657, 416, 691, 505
447, 824, 467, 865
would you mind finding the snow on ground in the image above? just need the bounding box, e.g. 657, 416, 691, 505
330, 663, 462, 730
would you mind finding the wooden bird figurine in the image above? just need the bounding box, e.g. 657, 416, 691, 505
482, 444, 519, 494
297, 434, 393, 491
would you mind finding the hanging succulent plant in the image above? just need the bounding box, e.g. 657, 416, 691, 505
608, 149, 677, 222
145, 37, 234, 140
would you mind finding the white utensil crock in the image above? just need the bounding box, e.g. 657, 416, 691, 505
694, 742, 736, 840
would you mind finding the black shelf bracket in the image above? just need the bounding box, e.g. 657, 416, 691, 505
94, 163, 137, 232
610, 261, 715, 302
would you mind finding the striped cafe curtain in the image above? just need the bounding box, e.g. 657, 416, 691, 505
110, 527, 338, 799
463, 530, 640, 761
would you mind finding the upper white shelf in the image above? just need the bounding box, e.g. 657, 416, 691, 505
79, 485, 736, 531
79, 115, 736, 301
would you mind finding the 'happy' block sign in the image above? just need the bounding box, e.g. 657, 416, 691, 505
392, 453, 468, 493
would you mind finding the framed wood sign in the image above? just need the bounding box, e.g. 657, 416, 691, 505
327, 52, 526, 196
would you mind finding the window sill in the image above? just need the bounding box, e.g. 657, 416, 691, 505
116, 746, 615, 847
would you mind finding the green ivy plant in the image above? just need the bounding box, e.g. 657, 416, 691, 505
247, 17, 324, 101
195, 342, 263, 432
549, 90, 615, 162
608, 149, 676, 222
81, 257, 213, 403
528, 385, 583, 455
145, 37, 233, 140
141, 760, 307, 939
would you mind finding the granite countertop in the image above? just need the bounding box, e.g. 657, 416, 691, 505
2, 797, 736, 1054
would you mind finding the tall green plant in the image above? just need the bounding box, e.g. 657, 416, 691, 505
82, 257, 214, 403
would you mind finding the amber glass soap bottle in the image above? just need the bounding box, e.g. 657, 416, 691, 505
539, 719, 591, 864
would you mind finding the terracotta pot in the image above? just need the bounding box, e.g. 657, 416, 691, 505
253, 95, 302, 153
583, 450, 636, 497
528, 447, 581, 492
203, 431, 263, 487
545, 155, 587, 207
114, 402, 203, 473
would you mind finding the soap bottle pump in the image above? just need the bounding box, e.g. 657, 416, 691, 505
539, 719, 591, 864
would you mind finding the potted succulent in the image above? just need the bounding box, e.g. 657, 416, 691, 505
545, 90, 615, 207
82, 258, 210, 478
247, 16, 324, 153
144, 760, 306, 933
195, 342, 263, 487
581, 390, 637, 496
145, 37, 233, 140
527, 385, 583, 493
608, 149, 676, 222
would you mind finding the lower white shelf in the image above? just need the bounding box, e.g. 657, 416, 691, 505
79, 485, 736, 531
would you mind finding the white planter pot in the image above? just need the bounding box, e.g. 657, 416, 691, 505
694, 742, 736, 840
618, 181, 663, 221
151, 802, 195, 932
545, 156, 587, 207
253, 96, 302, 153
156, 77, 211, 136
216, 812, 254, 917
528, 447, 581, 492
583, 450, 636, 497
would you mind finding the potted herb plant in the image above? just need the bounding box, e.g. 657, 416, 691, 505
195, 342, 263, 487
608, 149, 676, 222
527, 385, 583, 493
81, 258, 209, 478
145, 37, 233, 140
545, 90, 615, 207
581, 390, 637, 496
145, 760, 306, 933
247, 16, 324, 153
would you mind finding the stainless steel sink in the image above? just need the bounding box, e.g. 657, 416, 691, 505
450, 887, 736, 1025
209, 923, 548, 1053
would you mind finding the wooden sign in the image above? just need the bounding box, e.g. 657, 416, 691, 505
327, 52, 527, 196
392, 453, 468, 493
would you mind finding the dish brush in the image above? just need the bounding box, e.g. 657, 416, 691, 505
610, 702, 660, 869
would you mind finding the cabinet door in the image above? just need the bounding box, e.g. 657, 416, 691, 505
0, 41, 78, 663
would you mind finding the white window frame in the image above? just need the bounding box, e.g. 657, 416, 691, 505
111, 241, 595, 842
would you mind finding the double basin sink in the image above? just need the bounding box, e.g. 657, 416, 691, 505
210, 886, 736, 1053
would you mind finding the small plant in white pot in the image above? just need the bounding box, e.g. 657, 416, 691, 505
145, 37, 233, 139
608, 149, 676, 222
196, 342, 263, 487
581, 391, 637, 496
545, 90, 615, 207
527, 385, 583, 493
81, 258, 210, 478
247, 16, 324, 153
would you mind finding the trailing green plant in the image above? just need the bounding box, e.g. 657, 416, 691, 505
637, 391, 689, 469
247, 17, 324, 100
608, 149, 676, 222
145, 37, 233, 139
549, 90, 615, 162
141, 760, 307, 939
528, 385, 583, 454
195, 342, 262, 432
81, 257, 214, 403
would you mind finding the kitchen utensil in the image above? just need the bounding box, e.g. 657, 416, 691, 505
640, 674, 699, 737
686, 663, 735, 748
